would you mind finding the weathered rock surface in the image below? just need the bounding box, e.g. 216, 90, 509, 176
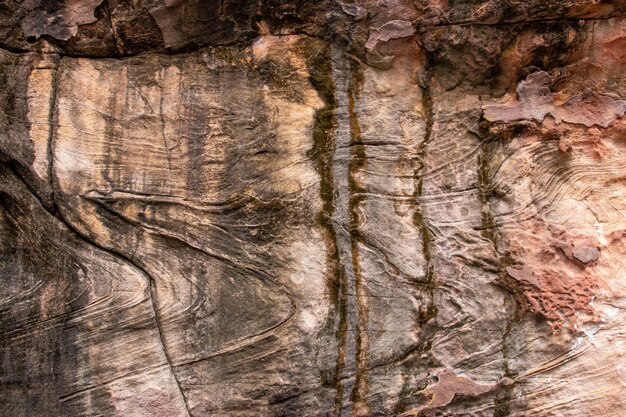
1, 1, 625, 416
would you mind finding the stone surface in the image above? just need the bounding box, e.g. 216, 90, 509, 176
0, 1, 625, 416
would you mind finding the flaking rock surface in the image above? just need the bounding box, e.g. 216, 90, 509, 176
1, 1, 625, 416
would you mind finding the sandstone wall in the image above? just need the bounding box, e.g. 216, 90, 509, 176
0, 1, 625, 416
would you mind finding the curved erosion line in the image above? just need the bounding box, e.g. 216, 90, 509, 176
0, 165, 191, 414
0, 293, 150, 340
85, 196, 283, 286
85, 196, 299, 322
82, 191, 301, 354
84, 188, 253, 212
58, 364, 171, 402
172, 296, 296, 368
47, 69, 193, 414
515, 340, 593, 381
0, 173, 150, 331
48, 202, 193, 417
74, 189, 302, 401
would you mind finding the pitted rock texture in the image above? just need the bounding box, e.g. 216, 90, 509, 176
1, 1, 625, 417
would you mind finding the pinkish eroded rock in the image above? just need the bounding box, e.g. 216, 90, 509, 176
484, 71, 626, 128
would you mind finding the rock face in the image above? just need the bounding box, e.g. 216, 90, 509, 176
1, 1, 625, 416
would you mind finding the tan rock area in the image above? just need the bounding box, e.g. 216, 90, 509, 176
0, 1, 624, 416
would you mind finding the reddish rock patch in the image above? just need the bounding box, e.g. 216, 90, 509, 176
401, 368, 498, 416
507, 266, 597, 333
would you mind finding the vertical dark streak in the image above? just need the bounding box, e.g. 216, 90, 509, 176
304, 40, 345, 415
415, 74, 437, 332
346, 59, 370, 417
393, 73, 440, 415
478, 126, 517, 417
46, 58, 59, 197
